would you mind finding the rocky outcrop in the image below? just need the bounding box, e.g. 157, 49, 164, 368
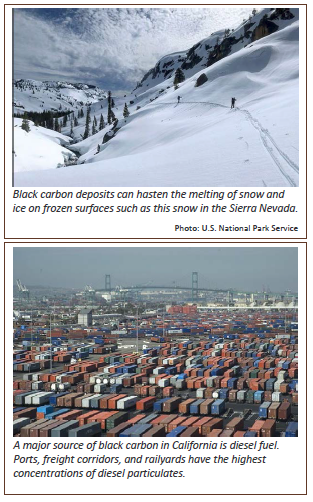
195, 73, 208, 87
251, 15, 279, 42
206, 36, 238, 68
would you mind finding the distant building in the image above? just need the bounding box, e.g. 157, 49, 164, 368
78, 309, 93, 327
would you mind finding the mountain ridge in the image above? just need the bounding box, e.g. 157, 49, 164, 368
133, 7, 298, 92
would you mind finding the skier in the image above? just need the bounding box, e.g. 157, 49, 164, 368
231, 97, 236, 109
177, 96, 181, 104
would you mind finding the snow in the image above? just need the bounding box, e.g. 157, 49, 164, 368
14, 119, 76, 173
14, 13, 299, 187
13, 79, 107, 114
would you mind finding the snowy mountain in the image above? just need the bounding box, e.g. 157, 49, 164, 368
13, 80, 107, 114
14, 7, 299, 187
133, 8, 297, 92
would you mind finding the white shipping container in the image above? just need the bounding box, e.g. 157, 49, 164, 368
32, 381, 43, 391
206, 377, 216, 388
175, 380, 186, 390
196, 388, 206, 398
94, 384, 107, 393
116, 375, 130, 385
237, 390, 247, 401
158, 378, 170, 388
153, 367, 165, 375
32, 392, 54, 405
272, 392, 282, 402
148, 357, 158, 364
116, 396, 138, 410
24, 392, 42, 405
82, 394, 102, 408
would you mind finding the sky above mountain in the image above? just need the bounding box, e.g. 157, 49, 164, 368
13, 7, 252, 93
13, 247, 298, 292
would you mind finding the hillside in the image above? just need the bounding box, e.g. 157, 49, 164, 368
14, 118, 76, 174
14, 80, 107, 114
133, 7, 298, 92
14, 8, 299, 187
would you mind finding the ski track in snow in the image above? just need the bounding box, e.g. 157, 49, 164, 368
161, 101, 299, 187
239, 108, 298, 186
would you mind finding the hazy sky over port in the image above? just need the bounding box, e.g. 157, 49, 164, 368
13, 247, 298, 293
13, 7, 252, 92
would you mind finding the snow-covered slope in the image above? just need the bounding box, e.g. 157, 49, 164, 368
134, 7, 298, 92
14, 7, 299, 187
14, 80, 107, 114
14, 118, 77, 173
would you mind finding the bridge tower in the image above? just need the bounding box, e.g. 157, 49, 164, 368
192, 272, 198, 302
105, 274, 111, 291
228, 290, 234, 306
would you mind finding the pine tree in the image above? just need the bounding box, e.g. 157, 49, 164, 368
80, 108, 84, 118
111, 98, 115, 108
173, 68, 185, 87
70, 120, 74, 137
107, 91, 112, 125
92, 116, 97, 135
63, 114, 68, 127
123, 103, 130, 118
54, 117, 59, 132
46, 112, 54, 130
94, 115, 97, 126
21, 113, 30, 132
97, 144, 100, 153
99, 113, 105, 130
74, 116, 78, 127
83, 107, 91, 139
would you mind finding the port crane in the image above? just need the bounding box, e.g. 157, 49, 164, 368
16, 279, 30, 300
